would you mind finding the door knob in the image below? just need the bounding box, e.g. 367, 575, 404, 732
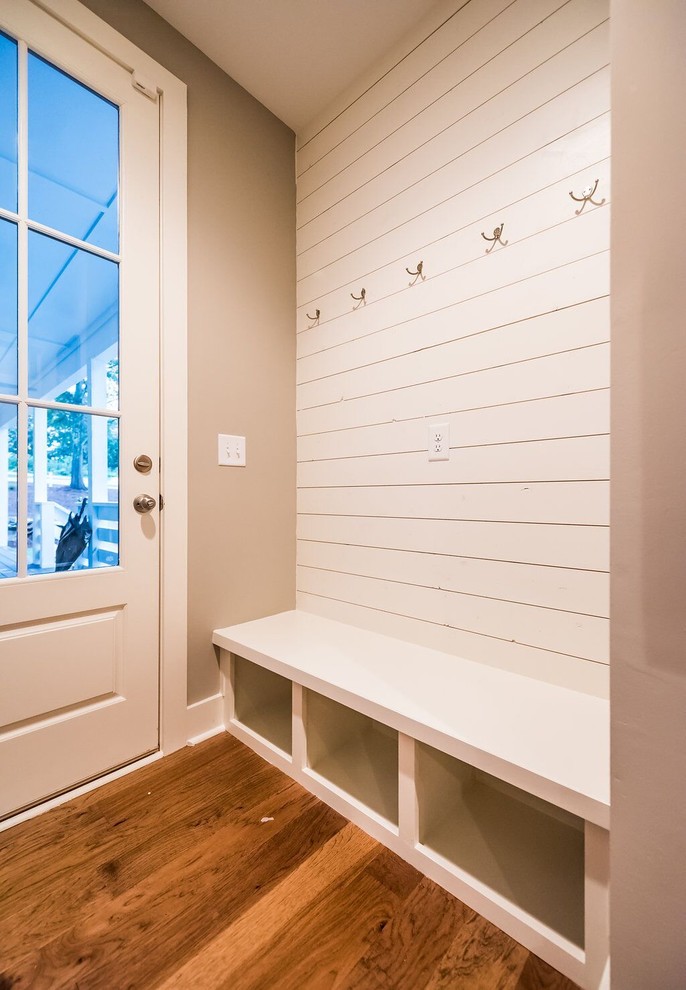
133, 494, 156, 513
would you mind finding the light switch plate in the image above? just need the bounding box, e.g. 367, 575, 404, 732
218, 434, 246, 467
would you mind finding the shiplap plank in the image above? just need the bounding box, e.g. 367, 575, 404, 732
297, 435, 608, 489
297, 212, 609, 362
298, 0, 576, 200
297, 0, 513, 168
297, 481, 609, 526
296, 515, 608, 572
298, 0, 606, 206
296, 566, 608, 661
297, 296, 609, 407
297, 343, 610, 436
297, 160, 610, 327
297, 541, 609, 617
298, 390, 609, 462
297, 117, 610, 309
296, 594, 610, 696
299, 258, 608, 391
299, 92, 609, 291
297, 57, 609, 264
297, 16, 609, 256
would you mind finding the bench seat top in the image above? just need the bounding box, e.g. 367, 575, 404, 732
213, 609, 609, 828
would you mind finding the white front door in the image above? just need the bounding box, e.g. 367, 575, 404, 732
0, 0, 161, 820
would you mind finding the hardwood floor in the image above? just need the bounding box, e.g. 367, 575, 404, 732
0, 734, 581, 990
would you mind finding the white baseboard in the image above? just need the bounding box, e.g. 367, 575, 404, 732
186, 692, 225, 745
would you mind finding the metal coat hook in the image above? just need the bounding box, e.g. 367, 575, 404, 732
306, 309, 320, 323
569, 178, 605, 214
406, 260, 424, 278
481, 223, 508, 253
351, 288, 366, 306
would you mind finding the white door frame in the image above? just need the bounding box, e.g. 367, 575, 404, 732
27, 0, 188, 754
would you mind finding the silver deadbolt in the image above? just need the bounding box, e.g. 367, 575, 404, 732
133, 494, 156, 513
133, 453, 153, 473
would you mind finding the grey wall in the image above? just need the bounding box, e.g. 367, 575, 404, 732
611, 1, 686, 986
81, 0, 297, 704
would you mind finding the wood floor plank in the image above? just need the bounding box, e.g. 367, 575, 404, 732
0, 816, 115, 962
0, 734, 582, 990
339, 876, 467, 990
79, 733, 235, 821
423, 908, 529, 990
0, 770, 299, 962
234, 868, 395, 990
158, 823, 382, 990
0, 735, 239, 902
0, 736, 288, 960
363, 847, 423, 900
88, 733, 266, 837
3, 788, 346, 989
0, 802, 115, 909
96, 760, 295, 898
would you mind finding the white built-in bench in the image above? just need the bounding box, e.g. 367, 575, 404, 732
213, 609, 609, 990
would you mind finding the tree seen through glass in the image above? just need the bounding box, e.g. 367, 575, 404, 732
6, 362, 118, 482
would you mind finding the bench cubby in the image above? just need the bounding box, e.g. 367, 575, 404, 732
416, 741, 585, 950
232, 654, 292, 757
214, 609, 609, 990
305, 690, 399, 827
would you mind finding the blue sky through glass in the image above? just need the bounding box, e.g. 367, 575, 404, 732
29, 231, 119, 404
0, 218, 18, 395
28, 53, 119, 252
1, 41, 123, 579
0, 33, 18, 213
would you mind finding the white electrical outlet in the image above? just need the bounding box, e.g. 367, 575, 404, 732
428, 422, 450, 461
218, 434, 246, 467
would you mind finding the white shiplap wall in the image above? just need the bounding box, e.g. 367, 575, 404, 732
295, 0, 610, 696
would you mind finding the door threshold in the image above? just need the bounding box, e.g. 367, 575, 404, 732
0, 749, 162, 833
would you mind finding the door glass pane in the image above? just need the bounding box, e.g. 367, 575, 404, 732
28, 53, 119, 252
0, 403, 17, 579
28, 407, 119, 574
28, 230, 119, 406
0, 218, 18, 394
0, 33, 18, 213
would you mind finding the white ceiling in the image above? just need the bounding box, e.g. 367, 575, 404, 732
142, 0, 442, 132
